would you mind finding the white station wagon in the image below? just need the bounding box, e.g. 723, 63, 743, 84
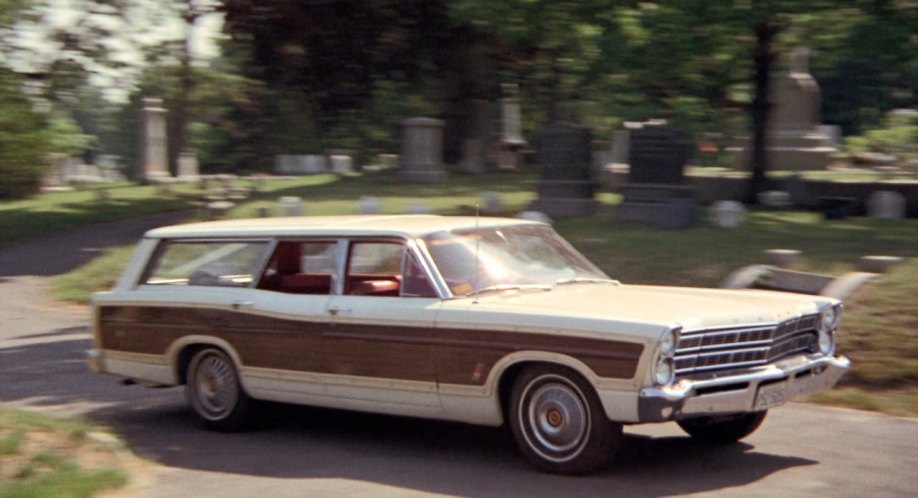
88, 215, 849, 474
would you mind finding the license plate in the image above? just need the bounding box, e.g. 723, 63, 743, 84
754, 383, 787, 410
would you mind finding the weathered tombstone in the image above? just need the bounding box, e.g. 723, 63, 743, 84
139, 97, 170, 182
401, 117, 446, 183
757, 190, 793, 208
615, 121, 696, 228
712, 200, 747, 228
177, 151, 199, 180
528, 121, 599, 217
330, 155, 353, 175
867, 190, 906, 219
274, 155, 328, 175
498, 84, 527, 170
729, 48, 837, 171
480, 191, 503, 214
278, 196, 304, 216
359, 196, 381, 214
763, 249, 801, 267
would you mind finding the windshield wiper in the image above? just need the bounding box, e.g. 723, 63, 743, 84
553, 277, 620, 287
464, 284, 552, 298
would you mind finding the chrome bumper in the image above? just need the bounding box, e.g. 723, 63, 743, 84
638, 353, 850, 422
86, 349, 106, 374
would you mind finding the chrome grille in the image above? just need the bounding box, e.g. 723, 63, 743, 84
675, 314, 820, 376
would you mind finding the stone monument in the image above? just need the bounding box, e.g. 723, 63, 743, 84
528, 121, 599, 217
400, 117, 446, 183
498, 83, 527, 170
731, 48, 838, 171
139, 97, 170, 182
615, 120, 696, 229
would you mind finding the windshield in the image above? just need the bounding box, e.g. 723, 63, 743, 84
422, 224, 609, 297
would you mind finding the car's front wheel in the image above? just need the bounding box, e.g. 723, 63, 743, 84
509, 365, 622, 474
677, 411, 767, 443
186, 347, 253, 431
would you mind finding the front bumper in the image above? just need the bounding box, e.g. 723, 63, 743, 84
638, 353, 850, 422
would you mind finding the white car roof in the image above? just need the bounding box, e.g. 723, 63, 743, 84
144, 215, 544, 240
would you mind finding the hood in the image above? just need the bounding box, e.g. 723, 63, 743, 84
454, 283, 834, 336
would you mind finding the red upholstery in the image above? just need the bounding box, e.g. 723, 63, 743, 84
348, 279, 400, 296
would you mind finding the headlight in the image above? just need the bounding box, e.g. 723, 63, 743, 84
659, 327, 681, 356
819, 304, 842, 332
654, 356, 674, 386
818, 328, 836, 355
817, 304, 842, 355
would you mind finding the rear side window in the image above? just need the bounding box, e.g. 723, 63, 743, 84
143, 241, 267, 287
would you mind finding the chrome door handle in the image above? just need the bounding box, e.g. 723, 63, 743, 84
231, 301, 254, 310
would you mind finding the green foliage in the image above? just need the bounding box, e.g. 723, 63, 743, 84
0, 70, 49, 199
844, 111, 918, 161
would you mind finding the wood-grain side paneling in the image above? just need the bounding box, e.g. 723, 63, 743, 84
99, 306, 644, 385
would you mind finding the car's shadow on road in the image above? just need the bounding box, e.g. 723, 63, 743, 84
1, 336, 817, 497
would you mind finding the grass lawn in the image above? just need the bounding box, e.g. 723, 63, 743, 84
5, 169, 915, 417
0, 407, 135, 498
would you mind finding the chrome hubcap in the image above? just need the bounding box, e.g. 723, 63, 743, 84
195, 354, 237, 418
523, 376, 590, 461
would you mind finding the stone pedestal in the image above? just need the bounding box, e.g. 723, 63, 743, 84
529, 122, 599, 217
139, 97, 170, 182
400, 117, 446, 183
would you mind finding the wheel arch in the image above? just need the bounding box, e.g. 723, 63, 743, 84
488, 352, 603, 424
166, 335, 246, 387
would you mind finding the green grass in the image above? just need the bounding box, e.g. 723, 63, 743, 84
28, 170, 918, 417
0, 407, 131, 498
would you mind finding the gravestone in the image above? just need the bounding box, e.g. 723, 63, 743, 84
867, 190, 906, 219
615, 121, 696, 228
712, 201, 747, 228
139, 97, 170, 182
401, 117, 446, 183
528, 121, 599, 217
729, 48, 837, 171
177, 151, 199, 180
498, 84, 526, 170
359, 196, 381, 214
278, 196, 303, 216
274, 155, 328, 175
330, 155, 353, 175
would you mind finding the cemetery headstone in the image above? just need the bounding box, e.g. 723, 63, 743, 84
330, 155, 353, 175
401, 117, 446, 183
499, 84, 527, 170
712, 200, 747, 228
867, 190, 906, 220
139, 97, 170, 182
615, 120, 696, 228
528, 121, 599, 217
278, 196, 304, 216
177, 151, 200, 180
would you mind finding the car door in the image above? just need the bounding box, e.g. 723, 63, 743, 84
322, 239, 443, 413
243, 239, 338, 402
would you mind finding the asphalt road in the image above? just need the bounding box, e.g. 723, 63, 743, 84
1, 214, 916, 497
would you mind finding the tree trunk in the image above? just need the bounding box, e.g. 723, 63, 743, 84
746, 20, 778, 204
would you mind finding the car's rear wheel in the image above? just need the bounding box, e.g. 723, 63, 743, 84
509, 365, 621, 474
186, 347, 253, 431
677, 411, 767, 443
